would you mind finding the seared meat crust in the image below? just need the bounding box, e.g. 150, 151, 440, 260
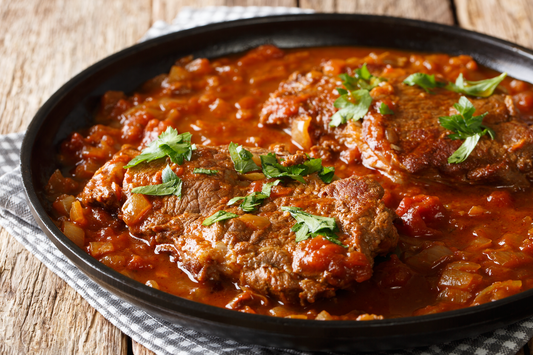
260, 67, 533, 188
84, 145, 399, 305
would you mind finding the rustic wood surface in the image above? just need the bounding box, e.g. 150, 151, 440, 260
0, 0, 532, 354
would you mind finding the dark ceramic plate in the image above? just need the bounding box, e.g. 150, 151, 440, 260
20, 14, 533, 352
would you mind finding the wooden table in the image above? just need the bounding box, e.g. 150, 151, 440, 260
1, 1, 533, 354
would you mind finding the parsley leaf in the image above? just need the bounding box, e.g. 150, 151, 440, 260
403, 73, 446, 93
202, 210, 239, 226
439, 96, 495, 164
281, 206, 345, 247
227, 180, 281, 212
228, 142, 260, 174
330, 64, 387, 127
318, 166, 335, 183
379, 103, 394, 115
260, 153, 335, 184
445, 72, 507, 97
193, 168, 219, 175
339, 63, 386, 91
125, 127, 196, 168
131, 165, 182, 197
329, 89, 372, 127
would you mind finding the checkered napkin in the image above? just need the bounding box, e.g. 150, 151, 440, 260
2, 6, 533, 355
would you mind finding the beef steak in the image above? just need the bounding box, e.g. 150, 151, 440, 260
83, 145, 399, 305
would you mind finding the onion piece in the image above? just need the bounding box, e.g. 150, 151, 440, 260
122, 194, 152, 225
62, 221, 85, 248
291, 116, 312, 150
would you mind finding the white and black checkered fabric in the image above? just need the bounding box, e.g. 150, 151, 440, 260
2, 7, 533, 355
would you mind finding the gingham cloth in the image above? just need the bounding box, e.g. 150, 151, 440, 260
2, 6, 533, 355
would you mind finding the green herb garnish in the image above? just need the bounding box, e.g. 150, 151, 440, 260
202, 210, 239, 226
445, 72, 507, 97
329, 89, 373, 127
193, 168, 219, 175
260, 153, 334, 184
318, 166, 335, 184
379, 103, 394, 115
131, 165, 182, 197
339, 63, 386, 91
439, 96, 495, 164
403, 73, 446, 93
124, 127, 196, 168
227, 180, 280, 212
330, 64, 386, 127
228, 142, 260, 174
281, 206, 344, 247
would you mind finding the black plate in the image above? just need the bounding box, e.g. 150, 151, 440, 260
20, 14, 533, 352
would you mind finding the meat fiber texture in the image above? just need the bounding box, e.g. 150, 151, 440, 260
81, 145, 398, 305
260, 67, 533, 189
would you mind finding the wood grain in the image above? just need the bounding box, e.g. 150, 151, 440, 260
455, 0, 533, 48
300, 0, 454, 24
0, 0, 151, 354
0, 228, 128, 354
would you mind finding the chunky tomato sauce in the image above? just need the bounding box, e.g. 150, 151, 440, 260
45, 46, 533, 320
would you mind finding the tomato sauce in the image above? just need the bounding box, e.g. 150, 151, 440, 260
45, 45, 533, 319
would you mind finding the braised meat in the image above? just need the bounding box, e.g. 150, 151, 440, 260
260, 67, 533, 188
83, 145, 398, 305
80, 147, 139, 209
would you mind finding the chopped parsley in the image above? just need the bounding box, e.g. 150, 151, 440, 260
202, 210, 239, 226
131, 165, 182, 197
330, 63, 385, 127
260, 153, 334, 184
193, 168, 219, 175
281, 206, 345, 247
227, 180, 280, 212
439, 96, 495, 164
228, 142, 261, 174
379, 103, 394, 115
403, 73, 446, 93
124, 127, 196, 168
404, 72, 507, 98
445, 72, 507, 97
329, 89, 372, 127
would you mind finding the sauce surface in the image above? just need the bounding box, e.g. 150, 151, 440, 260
45, 46, 533, 320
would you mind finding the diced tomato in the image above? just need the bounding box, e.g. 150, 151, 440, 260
396, 195, 448, 238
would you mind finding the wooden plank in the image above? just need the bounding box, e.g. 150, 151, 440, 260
0, 229, 128, 354
455, 0, 533, 48
0, 0, 153, 354
133, 340, 157, 355
300, 0, 454, 24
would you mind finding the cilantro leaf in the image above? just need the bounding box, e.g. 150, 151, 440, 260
282, 206, 345, 247
379, 103, 394, 115
202, 210, 239, 226
439, 96, 495, 164
227, 180, 281, 212
445, 72, 507, 97
330, 89, 372, 127
131, 165, 182, 197
193, 168, 219, 175
403, 73, 446, 93
124, 127, 196, 168
228, 142, 260, 174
